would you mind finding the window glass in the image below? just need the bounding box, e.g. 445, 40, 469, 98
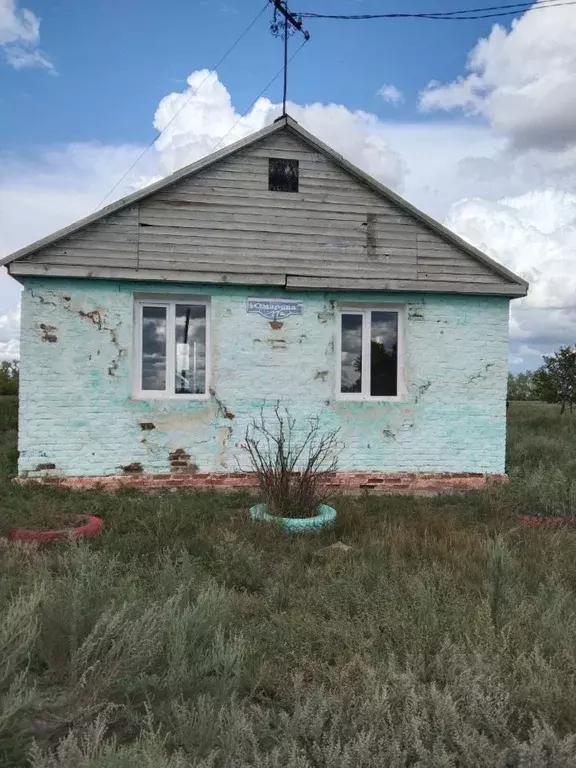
340, 314, 363, 393
174, 304, 207, 394
370, 311, 398, 396
141, 306, 167, 390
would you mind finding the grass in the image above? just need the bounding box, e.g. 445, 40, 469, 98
2, 397, 576, 765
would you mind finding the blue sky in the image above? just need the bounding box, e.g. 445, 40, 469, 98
0, 0, 501, 148
1, 0, 576, 371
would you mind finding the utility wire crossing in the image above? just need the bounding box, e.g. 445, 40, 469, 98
296, 0, 576, 21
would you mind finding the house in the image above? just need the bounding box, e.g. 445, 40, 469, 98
2, 115, 528, 493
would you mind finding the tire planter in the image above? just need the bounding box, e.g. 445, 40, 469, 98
250, 503, 336, 533
519, 515, 576, 528
8, 514, 104, 544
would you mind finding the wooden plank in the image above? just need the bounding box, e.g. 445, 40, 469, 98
243, 147, 322, 162
286, 275, 524, 295
417, 264, 496, 277
31, 253, 139, 267
137, 257, 417, 281
136, 248, 416, 271
141, 190, 399, 216
66, 232, 139, 245
138, 214, 367, 239
137, 238, 419, 262
9, 261, 288, 285
416, 254, 482, 268
417, 271, 499, 284
141, 195, 401, 221
138, 212, 368, 238
417, 241, 474, 255
36, 240, 137, 255
137, 241, 369, 259
138, 227, 366, 248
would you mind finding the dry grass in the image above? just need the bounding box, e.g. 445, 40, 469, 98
1, 398, 576, 766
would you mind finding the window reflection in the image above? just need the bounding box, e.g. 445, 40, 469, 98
141, 306, 167, 390
340, 314, 362, 393
174, 305, 206, 394
370, 311, 398, 396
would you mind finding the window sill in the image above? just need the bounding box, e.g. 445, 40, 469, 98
336, 394, 406, 403
131, 393, 210, 401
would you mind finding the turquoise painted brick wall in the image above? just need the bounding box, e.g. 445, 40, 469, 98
18, 278, 510, 477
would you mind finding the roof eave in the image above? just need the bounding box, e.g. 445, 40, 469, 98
2, 112, 528, 296
0, 117, 291, 268
283, 118, 528, 293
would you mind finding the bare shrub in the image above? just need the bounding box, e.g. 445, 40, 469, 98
242, 402, 341, 518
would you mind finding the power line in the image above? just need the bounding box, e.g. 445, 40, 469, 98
211, 36, 309, 155
296, 0, 576, 21
93, 0, 270, 212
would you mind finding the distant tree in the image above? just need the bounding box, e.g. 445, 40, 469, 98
507, 372, 536, 401
533, 346, 576, 414
0, 360, 19, 396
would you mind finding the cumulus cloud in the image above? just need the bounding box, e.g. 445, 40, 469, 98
419, 1, 576, 152
446, 190, 576, 364
377, 84, 403, 106
153, 70, 407, 190
0, 0, 52, 70
377, 83, 404, 106
0, 306, 20, 360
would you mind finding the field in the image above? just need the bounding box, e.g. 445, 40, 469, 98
2, 397, 576, 767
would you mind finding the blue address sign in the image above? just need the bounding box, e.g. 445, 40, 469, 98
246, 298, 303, 321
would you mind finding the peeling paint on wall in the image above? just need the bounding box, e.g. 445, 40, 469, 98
169, 448, 198, 474
39, 324, 58, 343
19, 280, 510, 477
121, 462, 143, 474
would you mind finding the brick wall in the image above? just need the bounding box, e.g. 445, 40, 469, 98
18, 278, 510, 479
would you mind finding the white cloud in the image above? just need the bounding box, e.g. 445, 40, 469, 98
378, 84, 403, 106
419, 1, 576, 152
446, 190, 576, 364
0, 306, 20, 360
0, 0, 52, 70
153, 70, 407, 190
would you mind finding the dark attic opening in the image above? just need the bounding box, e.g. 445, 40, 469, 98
268, 157, 299, 192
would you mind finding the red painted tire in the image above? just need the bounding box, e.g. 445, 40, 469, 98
519, 515, 576, 527
8, 515, 104, 543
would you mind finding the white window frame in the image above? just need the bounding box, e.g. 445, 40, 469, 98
133, 296, 211, 400
336, 304, 405, 402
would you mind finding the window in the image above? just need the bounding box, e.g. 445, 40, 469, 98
134, 298, 209, 398
268, 158, 299, 192
337, 306, 403, 400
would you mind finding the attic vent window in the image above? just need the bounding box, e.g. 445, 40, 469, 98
268, 158, 299, 192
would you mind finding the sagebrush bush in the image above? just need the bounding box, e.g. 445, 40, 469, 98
242, 403, 341, 518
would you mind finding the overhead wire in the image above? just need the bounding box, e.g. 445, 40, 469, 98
93, 0, 271, 212
211, 36, 309, 155
296, 0, 576, 20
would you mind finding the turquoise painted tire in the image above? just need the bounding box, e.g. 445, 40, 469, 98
250, 503, 336, 533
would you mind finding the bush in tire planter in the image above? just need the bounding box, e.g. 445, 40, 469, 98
242, 402, 342, 531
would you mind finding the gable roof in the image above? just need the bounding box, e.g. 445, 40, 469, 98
3, 115, 528, 297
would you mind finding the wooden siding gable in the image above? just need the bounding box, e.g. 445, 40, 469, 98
4, 116, 527, 297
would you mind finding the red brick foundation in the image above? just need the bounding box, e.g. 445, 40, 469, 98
15, 472, 507, 493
